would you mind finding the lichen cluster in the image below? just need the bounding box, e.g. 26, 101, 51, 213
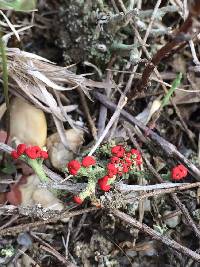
58, 0, 128, 66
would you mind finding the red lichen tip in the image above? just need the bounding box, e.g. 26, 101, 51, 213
98, 176, 111, 191
130, 149, 141, 160
82, 156, 96, 167
171, 164, 188, 181
67, 160, 81, 175
136, 159, 142, 166
122, 163, 129, 173
110, 157, 120, 164
32, 146, 41, 156
107, 163, 118, 177
17, 144, 26, 156
25, 146, 41, 159
111, 145, 125, 158
73, 195, 83, 204
125, 152, 131, 158
22, 145, 49, 160
107, 163, 118, 173
39, 150, 48, 160
11, 150, 19, 160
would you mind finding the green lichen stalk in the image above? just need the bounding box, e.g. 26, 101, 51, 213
27, 158, 49, 183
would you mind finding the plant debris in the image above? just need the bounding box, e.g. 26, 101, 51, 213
1, 1, 200, 266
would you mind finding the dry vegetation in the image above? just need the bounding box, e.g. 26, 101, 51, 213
1, 0, 200, 266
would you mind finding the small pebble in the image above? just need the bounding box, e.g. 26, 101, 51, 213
163, 210, 181, 228
17, 232, 32, 248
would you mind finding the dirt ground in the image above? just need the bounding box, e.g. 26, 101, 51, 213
1, 0, 200, 266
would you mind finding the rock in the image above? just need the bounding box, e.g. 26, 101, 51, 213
21, 254, 40, 267
163, 210, 181, 228
19, 175, 40, 206
17, 233, 32, 248
10, 97, 47, 147
32, 188, 64, 211
126, 250, 137, 258
7, 175, 39, 206
47, 129, 84, 169
7, 174, 65, 214
138, 241, 157, 257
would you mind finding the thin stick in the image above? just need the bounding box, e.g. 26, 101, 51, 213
143, 0, 162, 43
97, 55, 116, 138
31, 232, 76, 267
0, 32, 9, 110
88, 96, 127, 156
78, 87, 97, 140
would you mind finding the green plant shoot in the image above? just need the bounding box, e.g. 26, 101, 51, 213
161, 72, 182, 108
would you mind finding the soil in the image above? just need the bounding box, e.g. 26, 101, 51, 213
1, 0, 200, 267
